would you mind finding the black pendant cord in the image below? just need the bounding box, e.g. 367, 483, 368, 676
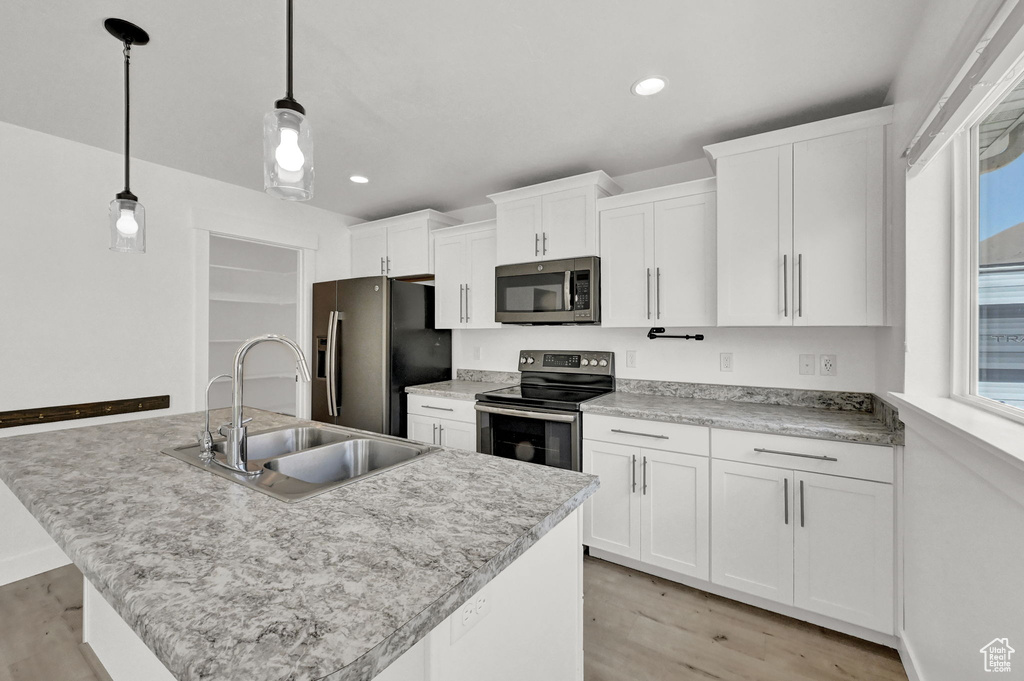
122, 41, 132, 195
647, 327, 705, 341
285, 0, 294, 101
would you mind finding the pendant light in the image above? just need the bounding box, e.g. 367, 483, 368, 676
264, 0, 314, 200
105, 18, 149, 253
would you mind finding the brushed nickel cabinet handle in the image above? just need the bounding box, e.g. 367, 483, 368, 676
632, 454, 637, 493
753, 447, 838, 462
783, 254, 788, 317
611, 428, 669, 440
432, 422, 438, 445
465, 284, 470, 323
535, 233, 540, 256
656, 267, 662, 320
459, 284, 465, 324
784, 477, 789, 525
543, 232, 548, 255
642, 456, 648, 495
797, 253, 803, 318
646, 268, 652, 319
423, 405, 455, 412
800, 479, 805, 527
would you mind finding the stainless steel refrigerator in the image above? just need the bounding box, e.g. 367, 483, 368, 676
311, 277, 452, 437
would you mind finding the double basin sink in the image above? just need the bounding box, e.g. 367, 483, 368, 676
163, 425, 439, 502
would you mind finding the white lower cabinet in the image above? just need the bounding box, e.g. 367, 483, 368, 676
407, 395, 478, 451
710, 460, 794, 603
710, 456, 894, 634
582, 416, 710, 580
792, 470, 893, 632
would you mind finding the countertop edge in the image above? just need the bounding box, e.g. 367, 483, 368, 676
325, 476, 600, 681
580, 404, 900, 446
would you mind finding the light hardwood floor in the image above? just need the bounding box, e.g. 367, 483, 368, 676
0, 565, 109, 681
2, 558, 906, 681
584, 555, 907, 681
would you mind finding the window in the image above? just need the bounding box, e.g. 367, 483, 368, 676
972, 77, 1024, 415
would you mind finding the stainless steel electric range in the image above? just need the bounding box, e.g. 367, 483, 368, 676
475, 350, 615, 471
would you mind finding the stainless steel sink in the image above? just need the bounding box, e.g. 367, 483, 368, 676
163, 425, 439, 502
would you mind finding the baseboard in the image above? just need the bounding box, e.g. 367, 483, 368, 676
588, 548, 899, 648
898, 633, 925, 681
0, 543, 71, 587
80, 642, 115, 681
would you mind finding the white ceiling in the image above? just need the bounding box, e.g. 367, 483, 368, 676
1, 1, 929, 221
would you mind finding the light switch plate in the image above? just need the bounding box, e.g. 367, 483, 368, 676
799, 354, 815, 375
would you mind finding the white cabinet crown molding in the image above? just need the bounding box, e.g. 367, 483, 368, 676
487, 170, 623, 204
431, 218, 497, 237
596, 177, 716, 211
703, 106, 894, 172
347, 208, 462, 231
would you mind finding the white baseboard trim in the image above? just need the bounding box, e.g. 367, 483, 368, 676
898, 633, 925, 681
588, 547, 899, 648
0, 544, 71, 587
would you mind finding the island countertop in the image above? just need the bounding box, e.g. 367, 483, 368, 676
0, 409, 598, 681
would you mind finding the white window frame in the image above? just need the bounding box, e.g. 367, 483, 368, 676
951, 55, 1024, 426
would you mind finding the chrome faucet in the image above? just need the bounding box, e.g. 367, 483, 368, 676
216, 334, 312, 476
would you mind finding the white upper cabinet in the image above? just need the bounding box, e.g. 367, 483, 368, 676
598, 179, 716, 328
349, 210, 461, 279
433, 221, 499, 330
706, 106, 891, 327
489, 171, 622, 265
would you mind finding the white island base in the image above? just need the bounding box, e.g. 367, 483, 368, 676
83, 510, 585, 681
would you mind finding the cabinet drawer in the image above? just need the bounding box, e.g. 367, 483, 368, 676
407, 394, 476, 424
584, 414, 709, 456
711, 429, 892, 483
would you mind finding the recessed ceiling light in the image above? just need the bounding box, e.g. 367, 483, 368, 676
349, 175, 369, 184
631, 76, 667, 96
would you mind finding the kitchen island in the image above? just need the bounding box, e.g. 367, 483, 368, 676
0, 409, 597, 681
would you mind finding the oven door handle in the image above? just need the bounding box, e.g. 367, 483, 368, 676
474, 403, 579, 423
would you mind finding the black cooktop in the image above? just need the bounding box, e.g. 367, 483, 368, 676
475, 350, 616, 411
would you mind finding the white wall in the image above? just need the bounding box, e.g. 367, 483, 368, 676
0, 121, 352, 437
884, 2, 1024, 680
455, 326, 879, 392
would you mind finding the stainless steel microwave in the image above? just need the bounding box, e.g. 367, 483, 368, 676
494, 257, 600, 324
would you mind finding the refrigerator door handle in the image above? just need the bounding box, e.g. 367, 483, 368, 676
326, 311, 337, 416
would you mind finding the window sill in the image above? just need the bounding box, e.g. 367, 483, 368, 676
887, 392, 1024, 475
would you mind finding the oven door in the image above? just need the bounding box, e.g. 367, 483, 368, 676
475, 403, 581, 471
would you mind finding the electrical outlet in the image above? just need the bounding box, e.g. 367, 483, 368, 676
626, 350, 637, 368
820, 354, 837, 376
450, 594, 491, 643
472, 346, 482, 361
720, 352, 733, 372
799, 354, 815, 375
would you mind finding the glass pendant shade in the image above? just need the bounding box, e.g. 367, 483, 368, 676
264, 108, 314, 200
109, 196, 145, 253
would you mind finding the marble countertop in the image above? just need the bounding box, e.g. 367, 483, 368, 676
405, 380, 512, 401
0, 409, 597, 681
582, 392, 899, 446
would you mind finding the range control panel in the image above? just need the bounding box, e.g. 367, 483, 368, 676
518, 350, 614, 375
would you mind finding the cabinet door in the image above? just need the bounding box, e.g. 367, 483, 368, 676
466, 228, 499, 328
793, 126, 884, 326
599, 203, 654, 327
716, 145, 794, 326
640, 449, 709, 579
654, 193, 716, 327
793, 472, 893, 633
542, 187, 594, 260
496, 197, 542, 265
582, 441, 641, 559
387, 222, 431, 277
439, 419, 477, 452
350, 226, 388, 278
711, 460, 794, 604
434, 233, 466, 329
407, 414, 439, 445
